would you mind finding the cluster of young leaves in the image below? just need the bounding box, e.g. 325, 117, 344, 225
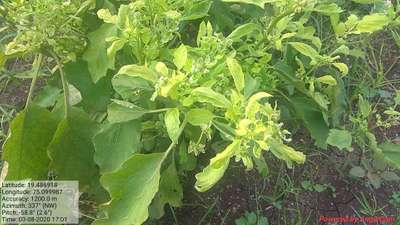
1, 0, 400, 224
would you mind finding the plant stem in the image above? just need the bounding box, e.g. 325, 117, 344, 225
50, 52, 70, 118
25, 54, 43, 108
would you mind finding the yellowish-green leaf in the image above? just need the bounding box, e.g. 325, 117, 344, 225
289, 42, 319, 60
356, 14, 390, 33
333, 63, 349, 76
221, 0, 276, 8
117, 65, 158, 83
187, 108, 214, 126
93, 153, 165, 225
192, 87, 231, 108
165, 108, 180, 143
317, 75, 337, 86
226, 57, 245, 92
195, 140, 240, 192
227, 23, 260, 42
173, 45, 187, 70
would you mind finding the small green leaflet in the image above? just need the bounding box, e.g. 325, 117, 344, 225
93, 153, 165, 225
187, 108, 214, 126
326, 129, 352, 151
93, 120, 142, 173
83, 24, 117, 83
173, 45, 187, 70
192, 87, 231, 108
165, 108, 181, 143
195, 140, 240, 192
226, 57, 245, 92
117, 65, 158, 83
2, 105, 59, 180
356, 14, 390, 33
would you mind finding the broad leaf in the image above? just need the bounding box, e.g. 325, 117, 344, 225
317, 75, 337, 86
181, 0, 213, 21
195, 140, 240, 192
173, 45, 187, 70
326, 129, 352, 150
379, 142, 400, 169
2, 106, 58, 180
349, 166, 366, 177
227, 23, 260, 42
289, 42, 319, 61
192, 87, 231, 108
117, 65, 158, 83
165, 108, 181, 143
93, 120, 141, 173
83, 24, 117, 83
107, 100, 146, 123
93, 153, 165, 225
356, 14, 390, 33
64, 60, 112, 113
187, 108, 214, 126
48, 108, 106, 200
149, 161, 183, 219
226, 57, 245, 92
292, 97, 329, 149
221, 0, 274, 8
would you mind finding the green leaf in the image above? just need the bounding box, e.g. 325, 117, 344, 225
93, 153, 165, 225
64, 60, 112, 113
116, 65, 158, 83
221, 0, 274, 8
349, 166, 366, 177
289, 42, 319, 61
2, 106, 59, 180
316, 75, 337, 86
187, 108, 214, 126
181, 0, 213, 21
48, 108, 104, 196
83, 24, 117, 83
112, 75, 153, 100
192, 87, 231, 108
380, 171, 400, 181
226, 57, 245, 92
165, 108, 181, 143
195, 140, 240, 192
358, 95, 371, 118
93, 120, 141, 173
326, 129, 352, 150
227, 23, 260, 42
269, 141, 305, 168
352, 0, 381, 4
356, 14, 390, 33
149, 160, 183, 219
107, 100, 146, 123
33, 85, 61, 108
173, 45, 187, 70
311, 3, 343, 16
292, 97, 329, 149
333, 63, 349, 76
178, 141, 197, 171
379, 142, 400, 169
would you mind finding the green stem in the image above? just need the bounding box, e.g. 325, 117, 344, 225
25, 54, 43, 108
50, 52, 70, 118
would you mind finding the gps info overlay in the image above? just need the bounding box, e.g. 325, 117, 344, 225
1, 181, 79, 224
